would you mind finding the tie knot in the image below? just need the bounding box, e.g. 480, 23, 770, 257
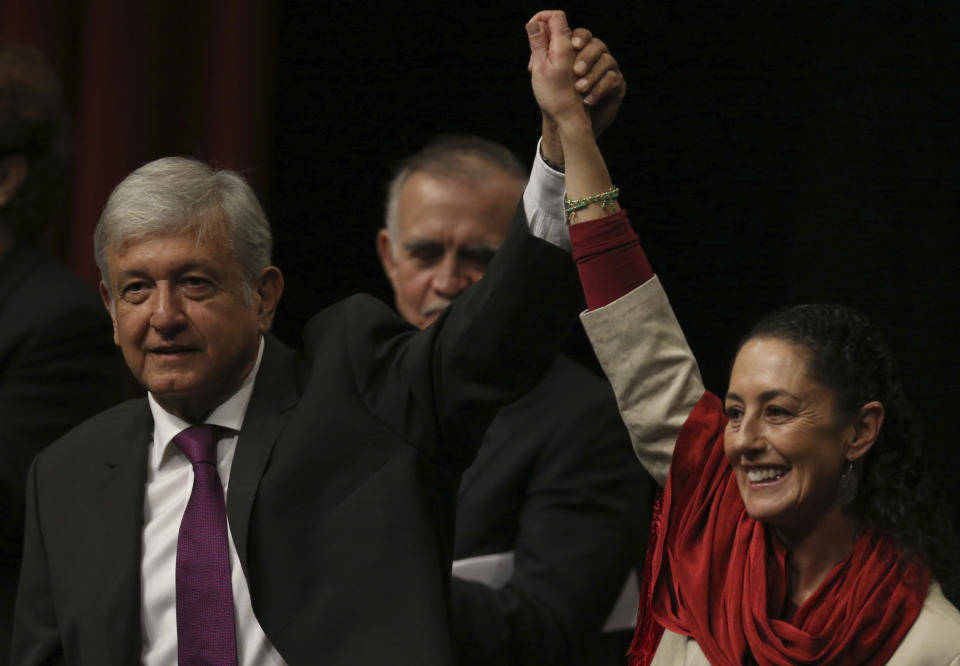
173, 424, 224, 465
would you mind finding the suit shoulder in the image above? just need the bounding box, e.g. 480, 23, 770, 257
8, 254, 106, 320
36, 398, 147, 467
890, 581, 960, 662
1, 261, 111, 358
496, 354, 630, 454
317, 293, 394, 317
302, 293, 411, 345
918, 581, 960, 635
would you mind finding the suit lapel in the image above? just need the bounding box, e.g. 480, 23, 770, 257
96, 401, 152, 665
227, 335, 300, 576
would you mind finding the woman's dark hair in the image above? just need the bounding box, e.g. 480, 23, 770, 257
738, 303, 960, 604
0, 41, 71, 242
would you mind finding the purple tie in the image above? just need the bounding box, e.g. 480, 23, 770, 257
173, 424, 238, 666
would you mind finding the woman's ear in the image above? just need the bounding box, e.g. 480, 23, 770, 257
846, 401, 884, 462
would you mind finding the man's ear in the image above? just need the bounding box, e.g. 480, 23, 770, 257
255, 266, 284, 333
846, 401, 885, 462
0, 156, 28, 208
98, 280, 120, 346
376, 229, 397, 279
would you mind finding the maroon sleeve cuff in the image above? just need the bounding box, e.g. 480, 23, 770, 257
569, 210, 654, 310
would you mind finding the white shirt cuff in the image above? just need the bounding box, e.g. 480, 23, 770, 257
522, 138, 570, 252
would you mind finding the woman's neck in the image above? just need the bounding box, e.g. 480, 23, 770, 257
777, 504, 860, 607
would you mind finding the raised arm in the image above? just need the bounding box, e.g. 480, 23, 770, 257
524, 26, 627, 251
526, 11, 617, 224
539, 26, 625, 172
526, 11, 704, 486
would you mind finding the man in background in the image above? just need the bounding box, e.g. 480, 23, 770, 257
0, 42, 127, 663
376, 31, 650, 665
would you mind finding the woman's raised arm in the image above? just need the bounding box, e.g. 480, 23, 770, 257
526, 11, 705, 485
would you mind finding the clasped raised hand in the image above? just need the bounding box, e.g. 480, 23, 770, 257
526, 10, 590, 130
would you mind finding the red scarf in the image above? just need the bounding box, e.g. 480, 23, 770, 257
630, 392, 929, 666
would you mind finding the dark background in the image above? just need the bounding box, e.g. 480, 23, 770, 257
4, 1, 957, 521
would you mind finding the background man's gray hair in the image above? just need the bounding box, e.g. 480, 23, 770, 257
384, 134, 527, 250
94, 156, 273, 302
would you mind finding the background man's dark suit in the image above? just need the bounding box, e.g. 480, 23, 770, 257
0, 246, 127, 663
12, 213, 583, 666
451, 352, 648, 665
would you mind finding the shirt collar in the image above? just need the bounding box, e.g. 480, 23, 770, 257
148, 336, 265, 469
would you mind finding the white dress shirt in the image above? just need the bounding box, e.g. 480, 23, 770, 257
523, 139, 570, 250
141, 337, 286, 666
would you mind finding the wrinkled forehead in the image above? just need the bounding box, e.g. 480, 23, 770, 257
105, 216, 239, 277
125, 204, 227, 241
395, 169, 522, 244
107, 208, 229, 255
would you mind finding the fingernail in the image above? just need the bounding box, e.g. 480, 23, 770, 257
574, 60, 587, 74
576, 78, 588, 91
572, 36, 583, 47
583, 94, 594, 106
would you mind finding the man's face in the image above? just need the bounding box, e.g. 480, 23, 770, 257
377, 167, 524, 329
99, 215, 282, 422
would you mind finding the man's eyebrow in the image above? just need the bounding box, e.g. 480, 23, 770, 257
115, 262, 219, 280
458, 244, 500, 263
403, 239, 443, 254
114, 268, 152, 281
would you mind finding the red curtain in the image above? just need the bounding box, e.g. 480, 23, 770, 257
1, 0, 277, 282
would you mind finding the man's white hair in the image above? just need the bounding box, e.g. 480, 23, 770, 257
94, 156, 273, 303
384, 134, 527, 256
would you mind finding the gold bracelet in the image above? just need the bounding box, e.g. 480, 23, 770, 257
564, 186, 620, 225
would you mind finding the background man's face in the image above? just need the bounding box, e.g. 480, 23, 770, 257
378, 167, 524, 329
99, 216, 270, 421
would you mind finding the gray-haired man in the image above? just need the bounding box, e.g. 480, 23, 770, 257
12, 153, 582, 665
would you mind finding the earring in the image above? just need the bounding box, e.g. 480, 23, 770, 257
836, 460, 858, 506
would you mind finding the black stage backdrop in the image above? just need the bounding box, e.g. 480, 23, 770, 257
3, 1, 955, 523
269, 1, 959, 523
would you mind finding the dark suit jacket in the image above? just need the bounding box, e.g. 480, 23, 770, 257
451, 353, 649, 666
0, 246, 128, 664
11, 215, 582, 666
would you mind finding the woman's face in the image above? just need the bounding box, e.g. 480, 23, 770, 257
723, 337, 855, 539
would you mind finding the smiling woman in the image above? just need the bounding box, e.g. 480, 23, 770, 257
733, 304, 958, 599
524, 9, 960, 664
724, 334, 870, 550
575, 229, 960, 666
